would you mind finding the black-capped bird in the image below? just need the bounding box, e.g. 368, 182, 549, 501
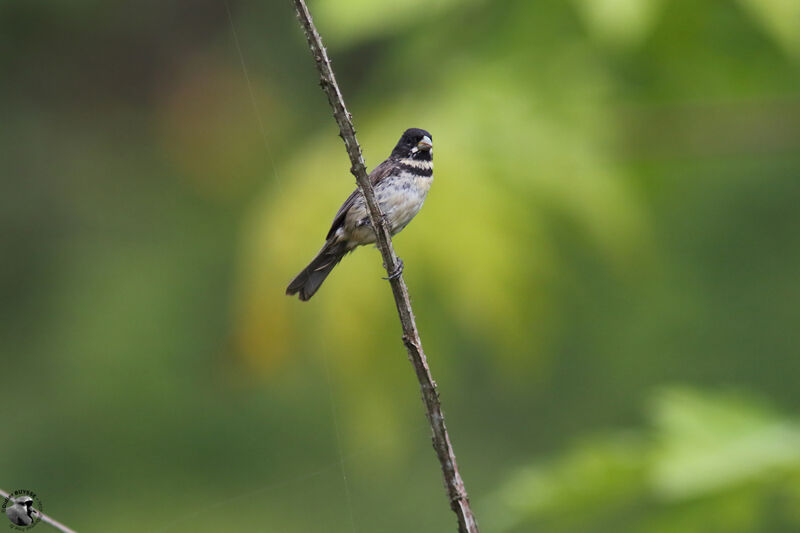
287, 128, 434, 301
5, 496, 37, 527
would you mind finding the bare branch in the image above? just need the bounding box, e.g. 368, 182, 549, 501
290, 2, 479, 531
1, 488, 78, 533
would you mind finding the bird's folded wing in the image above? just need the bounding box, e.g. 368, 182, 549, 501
325, 158, 397, 240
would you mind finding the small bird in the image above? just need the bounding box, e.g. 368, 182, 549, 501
287, 128, 434, 301
5, 496, 37, 527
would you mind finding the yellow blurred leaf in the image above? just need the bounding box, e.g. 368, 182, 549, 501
738, 0, 800, 57
573, 0, 664, 49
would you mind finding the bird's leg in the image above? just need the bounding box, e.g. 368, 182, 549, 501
383, 257, 404, 280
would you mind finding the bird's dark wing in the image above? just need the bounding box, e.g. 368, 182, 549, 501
325, 158, 398, 240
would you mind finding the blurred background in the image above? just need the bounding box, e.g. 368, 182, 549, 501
2, 0, 800, 531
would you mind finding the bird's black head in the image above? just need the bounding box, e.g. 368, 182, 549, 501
391, 128, 433, 161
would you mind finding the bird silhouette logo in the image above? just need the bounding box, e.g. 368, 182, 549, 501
2, 490, 42, 530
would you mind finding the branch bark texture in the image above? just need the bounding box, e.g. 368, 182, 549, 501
291, 2, 479, 532
1, 488, 78, 533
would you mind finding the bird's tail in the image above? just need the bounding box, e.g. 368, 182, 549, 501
286, 240, 348, 301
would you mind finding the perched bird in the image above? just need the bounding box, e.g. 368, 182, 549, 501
287, 128, 434, 301
5, 496, 37, 527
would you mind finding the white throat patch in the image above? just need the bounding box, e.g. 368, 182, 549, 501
399, 158, 433, 170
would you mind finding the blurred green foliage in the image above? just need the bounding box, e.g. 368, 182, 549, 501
486, 388, 800, 532
1, 0, 799, 531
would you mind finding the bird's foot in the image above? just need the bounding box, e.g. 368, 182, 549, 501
383, 258, 404, 280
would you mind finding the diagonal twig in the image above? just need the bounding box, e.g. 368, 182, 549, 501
1, 488, 78, 533
290, 2, 479, 531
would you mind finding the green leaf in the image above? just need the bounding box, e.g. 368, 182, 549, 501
737, 0, 800, 57
485, 435, 647, 531
573, 0, 665, 49
651, 388, 800, 499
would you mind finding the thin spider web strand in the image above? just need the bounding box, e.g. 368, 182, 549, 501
224, 0, 284, 193
321, 342, 358, 533
223, 5, 355, 528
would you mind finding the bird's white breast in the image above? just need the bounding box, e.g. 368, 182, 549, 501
377, 170, 433, 235
340, 158, 433, 247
